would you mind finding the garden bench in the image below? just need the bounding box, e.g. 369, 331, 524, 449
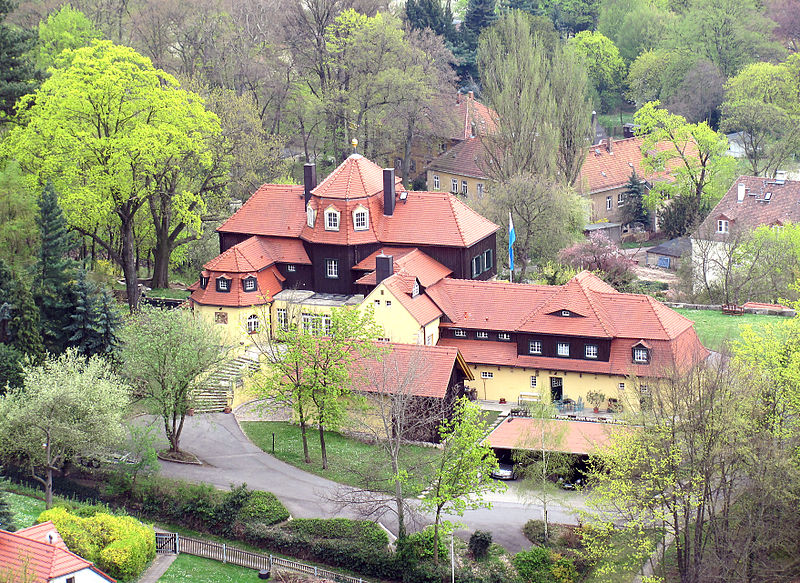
722, 304, 744, 316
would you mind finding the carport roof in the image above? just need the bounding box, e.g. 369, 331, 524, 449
485, 417, 627, 455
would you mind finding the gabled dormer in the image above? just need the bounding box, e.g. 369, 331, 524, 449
632, 340, 651, 364
547, 308, 585, 318
324, 206, 340, 231
353, 204, 369, 231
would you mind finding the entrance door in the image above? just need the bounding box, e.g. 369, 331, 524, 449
550, 377, 563, 402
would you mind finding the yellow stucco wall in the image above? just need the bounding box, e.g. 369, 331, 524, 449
426, 170, 487, 200
361, 282, 440, 344
465, 363, 640, 410
192, 303, 270, 347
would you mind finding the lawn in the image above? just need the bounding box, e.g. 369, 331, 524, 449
5, 492, 46, 528
145, 288, 190, 300
674, 308, 775, 351
241, 421, 442, 496
158, 554, 257, 583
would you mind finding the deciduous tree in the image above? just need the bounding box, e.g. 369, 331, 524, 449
559, 232, 636, 290
0, 350, 129, 508
36, 4, 101, 70
567, 30, 625, 112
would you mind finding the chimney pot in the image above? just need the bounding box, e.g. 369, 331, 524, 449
383, 168, 396, 216
468, 90, 474, 100
737, 182, 746, 202
606, 137, 613, 153
303, 163, 317, 205
376, 254, 394, 285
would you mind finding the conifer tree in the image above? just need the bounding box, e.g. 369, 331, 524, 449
456, 0, 497, 81
0, 488, 15, 531
621, 170, 649, 228
94, 286, 121, 356
34, 182, 74, 353
406, 0, 456, 42
0, 260, 44, 361
0, 0, 41, 119
66, 270, 100, 356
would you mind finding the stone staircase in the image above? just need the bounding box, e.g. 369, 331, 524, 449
192, 351, 261, 414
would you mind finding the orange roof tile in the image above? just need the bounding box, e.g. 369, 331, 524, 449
384, 273, 443, 326
218, 184, 306, 236
0, 523, 115, 582
353, 342, 472, 399
205, 236, 310, 272
354, 248, 452, 288
189, 265, 282, 308
452, 93, 497, 140
486, 417, 624, 455
353, 248, 417, 270
426, 137, 489, 179
311, 154, 398, 199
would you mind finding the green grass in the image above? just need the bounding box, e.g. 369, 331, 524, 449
621, 239, 660, 249
158, 554, 257, 582
597, 112, 635, 136
146, 288, 190, 299
241, 421, 442, 496
480, 410, 501, 428
674, 308, 775, 351
5, 492, 46, 528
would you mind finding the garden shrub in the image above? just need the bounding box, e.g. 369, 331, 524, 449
523, 519, 548, 545
403, 524, 451, 563
551, 555, 578, 583
286, 518, 388, 548
513, 547, 554, 583
469, 530, 493, 559
238, 490, 290, 526
37, 507, 155, 581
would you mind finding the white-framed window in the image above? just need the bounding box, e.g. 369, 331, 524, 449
633, 347, 650, 363
717, 219, 729, 233
557, 342, 570, 357
454, 329, 467, 338
377, 337, 390, 342
530, 376, 537, 388
461, 180, 468, 195
306, 205, 316, 227
243, 277, 257, 292
322, 315, 331, 335
433, 174, 440, 190
618, 192, 626, 206
451, 178, 458, 193
326, 259, 338, 279
481, 371, 493, 379
412, 279, 420, 297
286, 264, 296, 272
606, 196, 612, 211
302, 313, 312, 334
200, 275, 209, 289
374, 299, 380, 306
276, 308, 287, 330
472, 255, 483, 277
324, 207, 340, 231
386, 300, 392, 306
477, 183, 484, 198
529, 340, 542, 355
585, 344, 598, 359
498, 332, 511, 341
426, 333, 433, 345
640, 384, 649, 394
476, 331, 488, 339
561, 310, 570, 317
353, 206, 368, 231
247, 314, 260, 334
619, 382, 625, 390
216, 277, 230, 292
483, 249, 493, 272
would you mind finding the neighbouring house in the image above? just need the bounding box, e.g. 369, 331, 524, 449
0, 522, 115, 583
365, 268, 709, 409
425, 137, 490, 201
691, 173, 799, 285
189, 153, 499, 340
725, 132, 748, 159
351, 342, 474, 442
645, 237, 691, 270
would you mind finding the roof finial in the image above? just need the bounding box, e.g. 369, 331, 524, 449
351, 138, 358, 154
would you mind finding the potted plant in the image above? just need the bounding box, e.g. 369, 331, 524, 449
586, 391, 605, 414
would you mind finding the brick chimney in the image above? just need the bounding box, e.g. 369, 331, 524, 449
605, 137, 613, 153
376, 254, 394, 284
383, 168, 396, 216
591, 110, 597, 144
303, 163, 317, 205
468, 90, 474, 100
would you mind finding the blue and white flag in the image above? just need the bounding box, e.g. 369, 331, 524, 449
508, 211, 516, 277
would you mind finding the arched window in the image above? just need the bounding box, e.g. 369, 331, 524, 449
352, 205, 368, 231
324, 207, 340, 231
247, 314, 260, 334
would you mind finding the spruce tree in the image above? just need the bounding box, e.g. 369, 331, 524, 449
0, 259, 44, 361
66, 270, 101, 356
455, 0, 497, 82
0, 0, 41, 119
34, 182, 75, 353
622, 170, 649, 228
406, 0, 456, 42
0, 488, 16, 531
0, 343, 24, 393
94, 286, 121, 356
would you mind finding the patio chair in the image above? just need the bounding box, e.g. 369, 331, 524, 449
575, 397, 584, 413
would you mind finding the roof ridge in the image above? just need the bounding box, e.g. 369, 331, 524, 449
579, 280, 616, 336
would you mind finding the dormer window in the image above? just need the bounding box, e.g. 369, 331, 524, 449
633, 347, 650, 364
243, 277, 257, 292
561, 310, 570, 317
216, 277, 230, 292
307, 205, 316, 227
353, 206, 368, 231
325, 207, 340, 231
717, 219, 729, 234
412, 279, 420, 297
200, 275, 209, 289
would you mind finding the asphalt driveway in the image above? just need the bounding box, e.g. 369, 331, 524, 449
143, 413, 586, 552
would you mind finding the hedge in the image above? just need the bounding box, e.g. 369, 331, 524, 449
38, 507, 155, 581
238, 490, 290, 526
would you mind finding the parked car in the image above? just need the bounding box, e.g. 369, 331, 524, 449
491, 462, 518, 480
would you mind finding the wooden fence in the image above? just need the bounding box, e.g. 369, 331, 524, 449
155, 532, 365, 583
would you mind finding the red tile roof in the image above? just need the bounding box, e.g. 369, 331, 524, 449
452, 93, 497, 140
383, 272, 444, 326
311, 154, 401, 199
486, 417, 624, 455
189, 265, 283, 307
0, 522, 114, 582
696, 175, 800, 239
576, 137, 682, 195
218, 185, 306, 237
353, 342, 473, 399
205, 236, 310, 272
354, 248, 452, 287
426, 137, 489, 179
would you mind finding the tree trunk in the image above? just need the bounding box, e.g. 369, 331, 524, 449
299, 418, 311, 464
433, 509, 441, 566
402, 122, 414, 189
392, 456, 406, 539
45, 467, 53, 509
150, 238, 171, 290
120, 215, 140, 311
319, 423, 328, 470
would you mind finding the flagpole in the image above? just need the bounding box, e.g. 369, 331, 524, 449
508, 211, 516, 284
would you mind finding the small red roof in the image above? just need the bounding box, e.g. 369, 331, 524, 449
205, 236, 310, 272
353, 342, 473, 399
426, 137, 489, 180
452, 93, 497, 140
383, 272, 444, 326
218, 185, 306, 236
354, 248, 452, 288
486, 417, 624, 455
311, 154, 401, 199
189, 265, 283, 307
0, 522, 115, 582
